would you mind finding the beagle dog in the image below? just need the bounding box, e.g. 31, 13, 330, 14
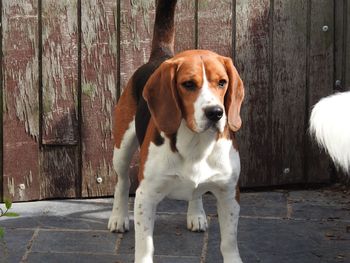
108, 1, 244, 262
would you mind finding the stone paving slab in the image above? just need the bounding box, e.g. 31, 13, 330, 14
27, 252, 127, 263
239, 192, 287, 218
0, 187, 349, 263
30, 230, 118, 254
27, 253, 198, 263
118, 215, 205, 258
0, 229, 35, 263
288, 190, 350, 221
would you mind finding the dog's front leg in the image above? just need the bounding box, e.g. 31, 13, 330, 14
214, 189, 242, 263
134, 186, 164, 263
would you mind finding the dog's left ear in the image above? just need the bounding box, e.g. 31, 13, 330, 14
223, 57, 244, 132
143, 60, 182, 135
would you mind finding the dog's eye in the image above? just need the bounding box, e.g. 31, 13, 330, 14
218, 79, 227, 88
182, 81, 196, 91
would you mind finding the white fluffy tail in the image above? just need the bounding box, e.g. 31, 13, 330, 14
310, 91, 350, 174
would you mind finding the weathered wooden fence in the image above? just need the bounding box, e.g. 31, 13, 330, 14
1, 0, 349, 201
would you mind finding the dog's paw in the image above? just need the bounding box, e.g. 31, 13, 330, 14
187, 213, 208, 232
108, 214, 129, 233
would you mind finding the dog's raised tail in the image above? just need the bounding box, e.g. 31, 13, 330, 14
310, 91, 350, 174
149, 0, 178, 61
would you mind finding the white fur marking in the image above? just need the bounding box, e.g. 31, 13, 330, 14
187, 197, 208, 232
310, 91, 350, 174
193, 64, 226, 132
108, 119, 138, 233
213, 190, 242, 263
134, 187, 164, 263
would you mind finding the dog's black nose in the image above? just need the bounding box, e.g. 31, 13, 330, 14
204, 106, 223, 122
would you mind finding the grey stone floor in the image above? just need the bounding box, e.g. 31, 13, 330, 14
0, 186, 349, 263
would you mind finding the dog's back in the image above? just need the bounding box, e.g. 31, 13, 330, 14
310, 91, 350, 174
114, 0, 178, 146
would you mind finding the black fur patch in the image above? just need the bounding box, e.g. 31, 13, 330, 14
153, 129, 165, 146
133, 56, 171, 145
135, 97, 151, 145
169, 132, 178, 152
131, 56, 171, 103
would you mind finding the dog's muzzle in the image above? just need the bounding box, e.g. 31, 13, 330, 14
204, 106, 223, 122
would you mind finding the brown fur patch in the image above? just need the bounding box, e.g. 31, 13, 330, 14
113, 80, 137, 148
216, 125, 239, 151
235, 184, 240, 203
217, 125, 230, 140
138, 120, 163, 182
230, 132, 239, 151
143, 62, 182, 135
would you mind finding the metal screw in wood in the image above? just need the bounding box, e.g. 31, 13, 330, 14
96, 177, 103, 184
283, 168, 290, 175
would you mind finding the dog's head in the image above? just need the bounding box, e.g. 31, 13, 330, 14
143, 50, 244, 134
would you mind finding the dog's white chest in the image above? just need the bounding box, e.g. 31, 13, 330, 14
143, 127, 240, 201
166, 160, 218, 200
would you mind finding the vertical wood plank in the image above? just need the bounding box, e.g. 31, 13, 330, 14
271, 0, 307, 185
334, 0, 344, 91
39, 1, 79, 199
306, 0, 334, 183
197, 0, 232, 57
175, 0, 196, 52
235, 0, 271, 187
120, 0, 155, 90
2, 1, 40, 201
81, 0, 117, 197
41, 0, 79, 144
0, 1, 2, 201
40, 147, 77, 198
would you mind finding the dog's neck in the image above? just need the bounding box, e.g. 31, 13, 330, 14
174, 120, 218, 162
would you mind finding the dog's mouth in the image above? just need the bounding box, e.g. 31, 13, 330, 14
186, 117, 225, 134
196, 120, 222, 133
209, 121, 223, 133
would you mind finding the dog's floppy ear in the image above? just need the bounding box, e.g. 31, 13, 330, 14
223, 57, 244, 132
143, 60, 182, 135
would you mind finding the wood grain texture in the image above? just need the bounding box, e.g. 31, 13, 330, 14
306, 0, 334, 183
39, 1, 80, 199
40, 147, 77, 199
41, 0, 79, 144
271, 0, 307, 185
334, 0, 344, 91
2, 0, 40, 201
81, 0, 117, 197
120, 0, 155, 90
3, 0, 344, 201
235, 0, 271, 187
337, 0, 350, 184
198, 0, 232, 57
174, 0, 196, 53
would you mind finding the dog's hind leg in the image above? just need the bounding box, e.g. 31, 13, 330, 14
108, 121, 137, 232
187, 196, 208, 232
108, 85, 138, 233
